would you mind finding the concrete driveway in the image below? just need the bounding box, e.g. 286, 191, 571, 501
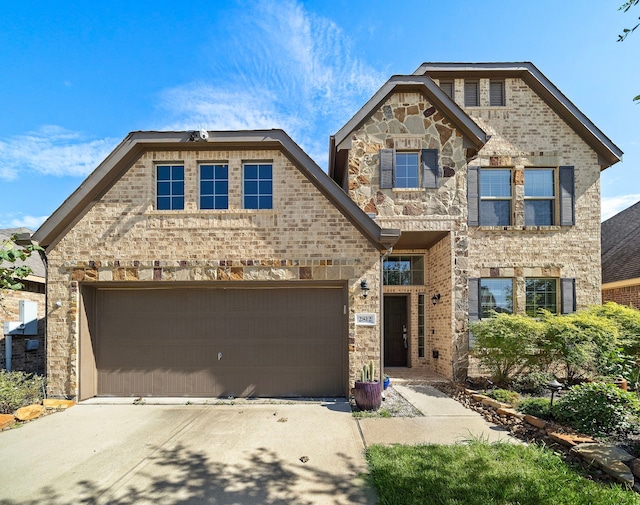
0, 401, 375, 505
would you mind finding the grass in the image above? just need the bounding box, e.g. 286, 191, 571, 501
366, 441, 640, 505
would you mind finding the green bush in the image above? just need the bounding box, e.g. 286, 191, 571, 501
487, 388, 520, 405
0, 370, 45, 414
587, 302, 640, 357
517, 397, 552, 420
552, 382, 640, 436
509, 371, 555, 395
470, 313, 545, 385
539, 310, 618, 382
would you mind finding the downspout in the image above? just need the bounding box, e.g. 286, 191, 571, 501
380, 246, 393, 388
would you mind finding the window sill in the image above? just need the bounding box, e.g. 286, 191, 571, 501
475, 225, 564, 231
392, 188, 425, 193
147, 209, 276, 215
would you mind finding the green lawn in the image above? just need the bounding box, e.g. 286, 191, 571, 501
366, 441, 640, 505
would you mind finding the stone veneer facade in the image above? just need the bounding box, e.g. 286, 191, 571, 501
45, 147, 382, 398
344, 76, 604, 380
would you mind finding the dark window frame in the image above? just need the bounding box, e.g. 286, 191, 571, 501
243, 163, 273, 210
479, 168, 512, 226
525, 278, 558, 316
200, 164, 229, 210
156, 164, 185, 211
480, 278, 514, 318
383, 255, 425, 285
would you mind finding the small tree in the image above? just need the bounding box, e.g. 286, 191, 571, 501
470, 313, 544, 385
0, 234, 42, 307
539, 310, 619, 382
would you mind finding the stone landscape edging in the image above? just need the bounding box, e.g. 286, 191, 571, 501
460, 387, 640, 490
0, 399, 75, 431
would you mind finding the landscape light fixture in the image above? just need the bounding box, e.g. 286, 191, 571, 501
360, 280, 370, 299
547, 378, 563, 408
431, 293, 441, 305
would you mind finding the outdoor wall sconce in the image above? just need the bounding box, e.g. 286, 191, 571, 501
431, 293, 441, 305
360, 280, 370, 299
547, 378, 563, 408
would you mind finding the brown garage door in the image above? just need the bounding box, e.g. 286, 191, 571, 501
92, 286, 346, 397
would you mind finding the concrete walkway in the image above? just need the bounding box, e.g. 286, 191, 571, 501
357, 384, 516, 446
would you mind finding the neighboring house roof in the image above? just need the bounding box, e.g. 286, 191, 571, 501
32, 129, 400, 252
332, 74, 488, 152
414, 62, 623, 169
0, 227, 46, 282
602, 201, 640, 284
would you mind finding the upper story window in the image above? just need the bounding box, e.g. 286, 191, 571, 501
479, 169, 512, 226
383, 255, 424, 285
526, 278, 558, 316
439, 80, 454, 99
200, 164, 229, 210
243, 163, 273, 210
468, 166, 575, 227
395, 152, 419, 188
379, 149, 438, 190
489, 80, 505, 106
156, 165, 184, 210
525, 169, 555, 226
464, 80, 479, 106
480, 278, 513, 318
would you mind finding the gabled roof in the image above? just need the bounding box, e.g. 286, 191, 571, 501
415, 62, 623, 169
32, 130, 400, 252
333, 75, 488, 152
602, 201, 640, 284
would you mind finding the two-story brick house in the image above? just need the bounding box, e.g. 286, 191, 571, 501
33, 62, 621, 400
330, 62, 622, 380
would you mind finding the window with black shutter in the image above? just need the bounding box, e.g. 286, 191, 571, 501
379, 149, 439, 189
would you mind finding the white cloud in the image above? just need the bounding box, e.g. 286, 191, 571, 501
0, 125, 118, 180
157, 0, 385, 168
602, 194, 640, 221
0, 214, 49, 230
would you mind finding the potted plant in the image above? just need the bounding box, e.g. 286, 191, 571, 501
354, 360, 382, 410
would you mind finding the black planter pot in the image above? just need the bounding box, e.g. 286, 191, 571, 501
354, 381, 382, 410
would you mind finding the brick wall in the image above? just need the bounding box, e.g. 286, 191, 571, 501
0, 288, 46, 375
45, 148, 382, 398
603, 284, 640, 308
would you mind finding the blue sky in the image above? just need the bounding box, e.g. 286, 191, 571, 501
0, 0, 638, 230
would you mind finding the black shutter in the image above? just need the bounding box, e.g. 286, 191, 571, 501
421, 149, 439, 189
559, 166, 575, 226
468, 166, 480, 226
468, 278, 481, 348
464, 81, 479, 106
489, 81, 505, 106
561, 278, 576, 314
380, 149, 394, 189
440, 81, 453, 99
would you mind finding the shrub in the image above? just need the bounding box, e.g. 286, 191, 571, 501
517, 397, 552, 420
487, 389, 520, 405
539, 310, 619, 382
470, 313, 544, 385
587, 302, 640, 357
552, 382, 640, 436
0, 370, 45, 414
510, 371, 555, 395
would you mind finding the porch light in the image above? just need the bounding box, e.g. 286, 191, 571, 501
431, 293, 441, 305
360, 280, 370, 299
